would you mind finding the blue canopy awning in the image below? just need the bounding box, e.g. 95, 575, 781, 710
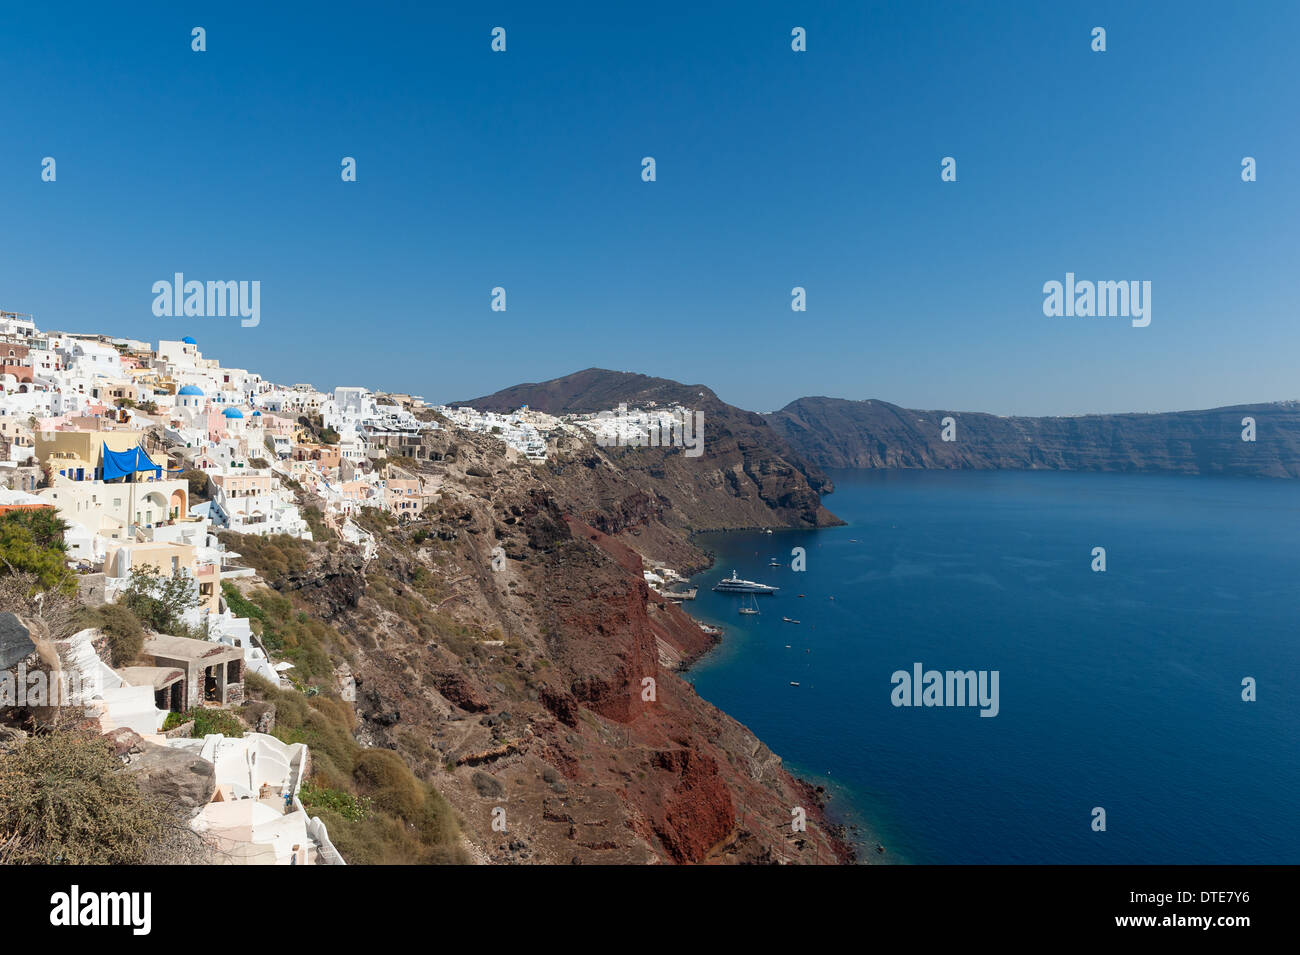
103, 444, 162, 481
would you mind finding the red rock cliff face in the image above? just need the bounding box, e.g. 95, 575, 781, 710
266, 411, 850, 864
648, 749, 733, 863
508, 510, 845, 863
525, 517, 736, 859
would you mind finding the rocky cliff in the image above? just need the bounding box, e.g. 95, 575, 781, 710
233, 411, 850, 864
459, 368, 842, 531
769, 396, 1300, 478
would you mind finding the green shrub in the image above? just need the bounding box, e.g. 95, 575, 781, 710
299, 780, 370, 821
353, 749, 426, 820
0, 510, 72, 594
243, 674, 466, 864
216, 532, 311, 586
220, 583, 337, 680
220, 582, 266, 626
162, 707, 245, 738
302, 505, 335, 541
0, 729, 205, 864
88, 602, 145, 666
182, 469, 211, 503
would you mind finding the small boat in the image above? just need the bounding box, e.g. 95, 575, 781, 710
768, 559, 780, 567
785, 644, 792, 648
797, 594, 805, 598
764, 529, 773, 535
782, 617, 800, 624
875, 844, 885, 854
849, 538, 858, 543
738, 594, 760, 616
789, 681, 800, 687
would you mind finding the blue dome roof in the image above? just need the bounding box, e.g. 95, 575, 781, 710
181, 336, 197, 345
178, 385, 204, 396
223, 407, 245, 419
252, 410, 262, 416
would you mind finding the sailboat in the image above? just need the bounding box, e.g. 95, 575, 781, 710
738, 593, 760, 616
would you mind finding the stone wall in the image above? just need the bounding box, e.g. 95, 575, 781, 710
163, 720, 195, 739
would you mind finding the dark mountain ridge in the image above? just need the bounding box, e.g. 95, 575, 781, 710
767, 396, 1300, 478
456, 368, 702, 416
460, 368, 842, 529
462, 369, 1300, 480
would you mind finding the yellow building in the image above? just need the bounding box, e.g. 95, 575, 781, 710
36, 429, 188, 543
104, 540, 220, 614
35, 429, 151, 482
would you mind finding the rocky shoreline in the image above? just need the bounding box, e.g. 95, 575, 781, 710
230, 413, 859, 864
668, 531, 861, 865
191, 369, 866, 864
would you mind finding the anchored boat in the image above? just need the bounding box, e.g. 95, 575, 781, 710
712, 570, 778, 594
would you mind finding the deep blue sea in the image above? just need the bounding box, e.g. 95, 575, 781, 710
686, 469, 1300, 864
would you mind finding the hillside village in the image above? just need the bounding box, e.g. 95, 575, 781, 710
0, 307, 852, 867
0, 308, 614, 865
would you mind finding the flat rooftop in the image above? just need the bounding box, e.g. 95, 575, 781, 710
143, 633, 243, 664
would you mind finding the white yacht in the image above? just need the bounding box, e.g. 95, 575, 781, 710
712, 570, 778, 594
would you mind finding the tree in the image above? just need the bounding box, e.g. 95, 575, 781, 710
0, 511, 72, 594
121, 566, 197, 634
182, 468, 211, 502
87, 602, 145, 666
1, 508, 66, 551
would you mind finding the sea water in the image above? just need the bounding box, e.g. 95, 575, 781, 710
686, 469, 1300, 864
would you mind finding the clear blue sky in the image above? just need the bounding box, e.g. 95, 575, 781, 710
2, 1, 1296, 416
